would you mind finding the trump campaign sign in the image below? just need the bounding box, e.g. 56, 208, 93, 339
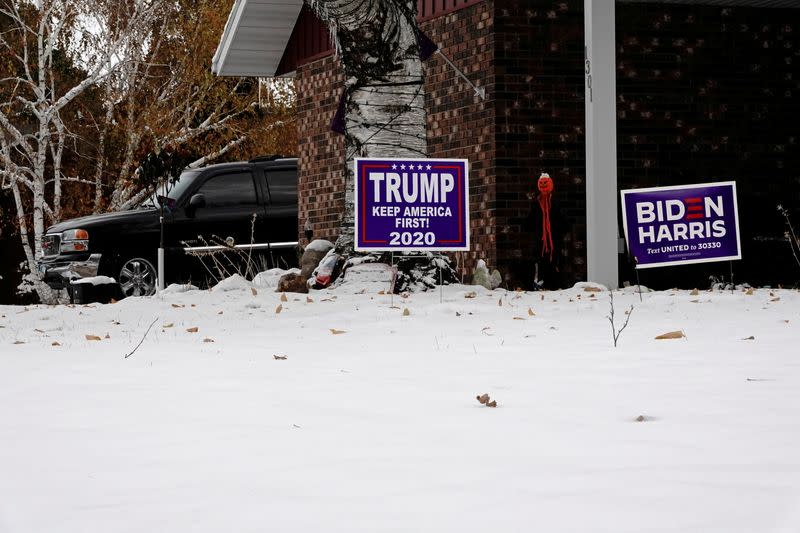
354, 158, 469, 251
621, 181, 741, 268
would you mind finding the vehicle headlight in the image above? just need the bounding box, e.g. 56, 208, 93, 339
60, 228, 89, 253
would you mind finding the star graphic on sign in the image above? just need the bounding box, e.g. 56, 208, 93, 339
417, 164, 423, 170
400, 164, 406, 170
426, 164, 432, 170
391, 164, 397, 169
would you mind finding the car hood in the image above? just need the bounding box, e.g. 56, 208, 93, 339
46, 208, 158, 234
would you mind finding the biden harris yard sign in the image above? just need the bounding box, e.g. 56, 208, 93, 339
621, 181, 741, 268
354, 158, 469, 251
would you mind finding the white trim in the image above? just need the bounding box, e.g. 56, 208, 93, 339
353, 157, 470, 253
212, 0, 248, 75
212, 0, 304, 77
584, 0, 619, 288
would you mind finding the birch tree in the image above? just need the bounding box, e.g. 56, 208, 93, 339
0, 0, 296, 301
0, 0, 164, 300
105, 0, 296, 211
306, 0, 427, 255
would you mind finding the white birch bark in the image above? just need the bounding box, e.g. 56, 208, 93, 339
306, 0, 428, 255
0, 0, 163, 302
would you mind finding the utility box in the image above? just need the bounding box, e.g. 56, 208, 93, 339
69, 277, 122, 304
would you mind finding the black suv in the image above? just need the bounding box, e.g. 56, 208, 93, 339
37, 156, 298, 297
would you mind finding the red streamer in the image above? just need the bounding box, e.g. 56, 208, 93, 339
537, 173, 554, 261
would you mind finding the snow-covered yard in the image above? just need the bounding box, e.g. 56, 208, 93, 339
1, 281, 799, 532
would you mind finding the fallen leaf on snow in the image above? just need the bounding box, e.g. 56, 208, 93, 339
275, 304, 283, 314
104, 333, 110, 339
280, 293, 288, 302
51, 341, 60, 346
13, 340, 25, 345
690, 288, 699, 295
403, 308, 410, 316
486, 400, 497, 408
171, 303, 184, 308
203, 337, 214, 343
655, 330, 685, 340
273, 354, 288, 360
476, 393, 490, 404
218, 310, 223, 315
330, 328, 346, 335
583, 287, 603, 292
464, 292, 477, 299
513, 316, 526, 320
186, 327, 199, 333
306, 297, 314, 303
85, 335, 102, 341
528, 308, 535, 316
34, 328, 44, 333
745, 288, 754, 295
251, 287, 258, 296
163, 323, 174, 328
770, 297, 781, 302
742, 335, 755, 340
498, 298, 503, 306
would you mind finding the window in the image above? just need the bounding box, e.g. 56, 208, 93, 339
267, 170, 297, 206
197, 172, 257, 207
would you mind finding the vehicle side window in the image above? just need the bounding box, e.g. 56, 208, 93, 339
197, 172, 257, 207
267, 170, 297, 206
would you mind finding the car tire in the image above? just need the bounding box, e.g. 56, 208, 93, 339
118, 257, 158, 297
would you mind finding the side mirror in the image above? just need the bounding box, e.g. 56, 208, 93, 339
189, 193, 206, 208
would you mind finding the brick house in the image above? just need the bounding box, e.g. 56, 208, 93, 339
215, 0, 800, 289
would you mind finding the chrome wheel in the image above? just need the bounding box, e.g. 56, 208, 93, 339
118, 258, 157, 297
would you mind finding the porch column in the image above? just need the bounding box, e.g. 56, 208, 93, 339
584, 0, 619, 289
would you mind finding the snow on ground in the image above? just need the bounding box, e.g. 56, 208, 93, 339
1, 282, 799, 533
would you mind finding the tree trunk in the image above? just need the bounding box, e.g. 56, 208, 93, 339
306, 0, 428, 256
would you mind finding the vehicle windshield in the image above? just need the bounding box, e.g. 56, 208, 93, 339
136, 169, 201, 209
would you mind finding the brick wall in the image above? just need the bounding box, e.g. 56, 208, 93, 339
294, 0, 800, 288
296, 55, 346, 246
616, 3, 800, 287
493, 0, 587, 288
489, 0, 800, 288
422, 0, 497, 276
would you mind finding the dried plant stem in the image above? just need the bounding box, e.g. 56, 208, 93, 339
124, 317, 159, 359
607, 291, 634, 348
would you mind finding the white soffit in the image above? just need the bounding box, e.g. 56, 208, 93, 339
212, 0, 304, 77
